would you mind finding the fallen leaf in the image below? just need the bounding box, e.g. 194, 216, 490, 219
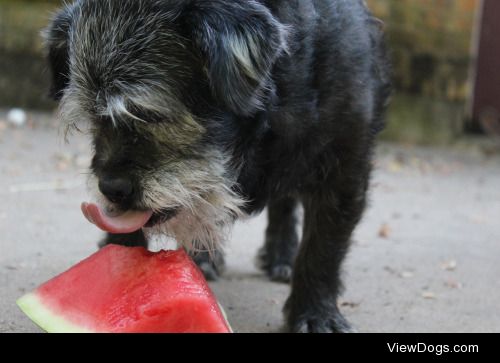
56, 161, 70, 171
400, 271, 414, 279
388, 160, 403, 173
340, 300, 360, 308
441, 260, 457, 271
422, 291, 436, 299
444, 279, 462, 289
378, 223, 391, 238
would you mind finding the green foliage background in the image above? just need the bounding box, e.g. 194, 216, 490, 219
0, 0, 482, 143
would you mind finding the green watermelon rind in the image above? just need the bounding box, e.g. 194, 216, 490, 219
17, 293, 232, 333
218, 302, 233, 333
16, 293, 93, 333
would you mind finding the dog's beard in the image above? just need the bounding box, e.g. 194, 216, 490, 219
142, 150, 245, 252
88, 149, 245, 253
144, 192, 242, 254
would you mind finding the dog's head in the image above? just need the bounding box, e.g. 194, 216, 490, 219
44, 0, 288, 249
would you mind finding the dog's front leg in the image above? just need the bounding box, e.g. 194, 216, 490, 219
257, 196, 300, 283
285, 175, 368, 333
190, 249, 226, 281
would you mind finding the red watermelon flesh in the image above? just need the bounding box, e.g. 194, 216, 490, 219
16, 245, 231, 333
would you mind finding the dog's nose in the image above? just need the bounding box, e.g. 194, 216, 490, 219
98, 177, 134, 205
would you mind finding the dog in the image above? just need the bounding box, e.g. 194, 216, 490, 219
44, 0, 391, 332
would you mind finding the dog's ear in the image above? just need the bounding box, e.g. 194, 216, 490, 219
183, 1, 289, 116
43, 7, 74, 101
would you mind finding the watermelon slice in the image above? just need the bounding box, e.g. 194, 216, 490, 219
17, 245, 231, 333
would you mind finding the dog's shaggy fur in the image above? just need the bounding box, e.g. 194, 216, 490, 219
45, 0, 391, 332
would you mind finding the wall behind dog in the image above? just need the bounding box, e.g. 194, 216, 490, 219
0, 0, 483, 143
0, 0, 61, 110
367, 0, 481, 143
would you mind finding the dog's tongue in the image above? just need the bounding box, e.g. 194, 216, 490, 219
81, 202, 153, 234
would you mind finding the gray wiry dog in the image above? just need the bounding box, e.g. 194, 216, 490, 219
45, 0, 391, 332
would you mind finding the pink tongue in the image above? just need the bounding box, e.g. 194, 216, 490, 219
81, 202, 153, 234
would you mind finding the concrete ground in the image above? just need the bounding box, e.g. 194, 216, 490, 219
1, 111, 499, 333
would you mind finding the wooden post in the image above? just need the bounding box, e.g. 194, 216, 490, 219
470, 0, 500, 135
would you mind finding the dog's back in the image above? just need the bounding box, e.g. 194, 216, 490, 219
237, 0, 392, 211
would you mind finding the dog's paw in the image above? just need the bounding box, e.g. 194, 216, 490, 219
287, 312, 353, 333
191, 250, 225, 281
256, 246, 293, 283
269, 264, 293, 283
284, 295, 353, 333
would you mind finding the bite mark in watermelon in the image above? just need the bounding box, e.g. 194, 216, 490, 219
17, 245, 231, 333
